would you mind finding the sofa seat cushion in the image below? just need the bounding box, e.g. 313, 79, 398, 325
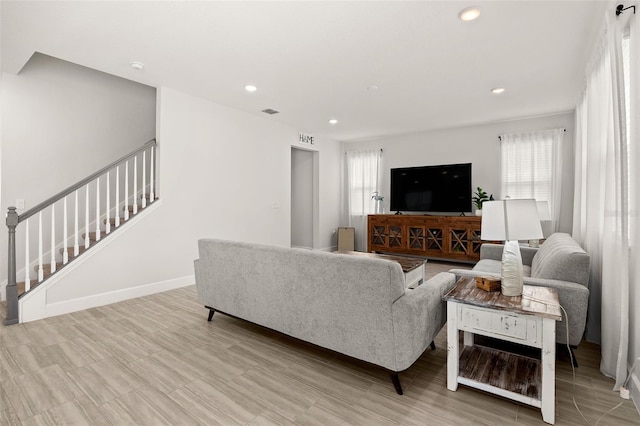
531, 233, 590, 285
473, 259, 531, 277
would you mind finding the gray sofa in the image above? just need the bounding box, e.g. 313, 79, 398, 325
194, 238, 457, 394
450, 232, 590, 351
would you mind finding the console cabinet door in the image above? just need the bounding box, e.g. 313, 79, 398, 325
447, 227, 473, 259
368, 216, 407, 252
369, 223, 388, 252
407, 225, 426, 253
387, 222, 404, 250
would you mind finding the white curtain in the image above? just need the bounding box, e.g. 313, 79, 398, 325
346, 150, 381, 251
628, 9, 640, 398
499, 128, 564, 231
573, 12, 636, 390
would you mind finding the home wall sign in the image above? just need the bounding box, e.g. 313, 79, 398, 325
298, 132, 314, 145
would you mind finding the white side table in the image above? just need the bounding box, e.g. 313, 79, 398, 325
444, 277, 562, 424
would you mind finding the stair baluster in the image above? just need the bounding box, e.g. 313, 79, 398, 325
125, 161, 129, 221
63, 197, 69, 265
24, 219, 30, 292
115, 166, 121, 227
142, 151, 147, 208
95, 177, 101, 242
74, 190, 79, 257
85, 185, 90, 249
38, 212, 44, 282
133, 155, 138, 215
106, 172, 111, 234
50, 205, 56, 274
150, 145, 155, 203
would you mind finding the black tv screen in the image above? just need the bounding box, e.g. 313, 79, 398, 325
390, 163, 472, 213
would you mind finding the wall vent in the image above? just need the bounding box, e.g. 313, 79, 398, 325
262, 108, 280, 115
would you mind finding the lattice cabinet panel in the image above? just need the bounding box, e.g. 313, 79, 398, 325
388, 226, 403, 248
471, 228, 483, 257
449, 228, 471, 256
426, 228, 444, 252
371, 225, 387, 247
408, 227, 426, 251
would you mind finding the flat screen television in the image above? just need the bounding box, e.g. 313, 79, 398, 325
390, 163, 472, 213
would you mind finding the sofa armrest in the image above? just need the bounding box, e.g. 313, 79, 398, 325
480, 243, 537, 266
391, 272, 456, 371
448, 268, 497, 281
523, 277, 589, 346
480, 243, 504, 261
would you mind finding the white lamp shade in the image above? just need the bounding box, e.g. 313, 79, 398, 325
481, 199, 543, 241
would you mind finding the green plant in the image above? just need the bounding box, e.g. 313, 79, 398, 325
472, 187, 494, 210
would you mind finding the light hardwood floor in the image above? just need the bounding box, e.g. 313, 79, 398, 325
0, 261, 638, 425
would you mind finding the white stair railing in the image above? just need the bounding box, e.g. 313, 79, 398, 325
4, 139, 157, 325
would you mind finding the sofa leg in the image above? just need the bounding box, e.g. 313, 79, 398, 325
569, 346, 578, 368
557, 343, 579, 367
430, 341, 436, 350
390, 372, 403, 395
205, 306, 215, 322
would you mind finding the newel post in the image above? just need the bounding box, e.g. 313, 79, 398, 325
5, 207, 19, 325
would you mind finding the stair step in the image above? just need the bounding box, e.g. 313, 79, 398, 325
59, 245, 88, 257
103, 217, 128, 226
124, 205, 140, 213
33, 262, 64, 277
81, 232, 104, 242
123, 197, 156, 213
17, 280, 42, 296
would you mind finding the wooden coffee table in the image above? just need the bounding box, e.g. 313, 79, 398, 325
444, 276, 562, 424
335, 251, 426, 288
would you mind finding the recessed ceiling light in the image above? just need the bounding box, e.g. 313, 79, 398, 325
367, 85, 379, 91
244, 84, 257, 92
328, 119, 338, 125
130, 61, 144, 70
490, 87, 505, 94
458, 6, 480, 21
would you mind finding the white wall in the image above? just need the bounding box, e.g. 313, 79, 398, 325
317, 138, 342, 250
343, 112, 575, 233
39, 87, 342, 308
291, 148, 313, 249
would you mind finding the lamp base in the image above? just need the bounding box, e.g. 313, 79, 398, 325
501, 240, 524, 296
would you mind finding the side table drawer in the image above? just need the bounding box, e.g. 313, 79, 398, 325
458, 304, 541, 346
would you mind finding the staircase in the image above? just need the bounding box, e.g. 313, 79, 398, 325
4, 139, 158, 325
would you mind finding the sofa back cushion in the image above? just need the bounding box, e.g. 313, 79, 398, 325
531, 233, 590, 286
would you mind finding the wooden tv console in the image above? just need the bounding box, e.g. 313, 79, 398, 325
367, 214, 483, 262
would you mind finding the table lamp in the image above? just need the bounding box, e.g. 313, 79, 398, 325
481, 199, 543, 296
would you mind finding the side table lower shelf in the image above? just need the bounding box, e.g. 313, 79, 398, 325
459, 345, 542, 407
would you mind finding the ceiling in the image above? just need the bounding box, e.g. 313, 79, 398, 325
1, 1, 610, 142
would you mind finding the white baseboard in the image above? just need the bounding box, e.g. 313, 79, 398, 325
20, 275, 194, 323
